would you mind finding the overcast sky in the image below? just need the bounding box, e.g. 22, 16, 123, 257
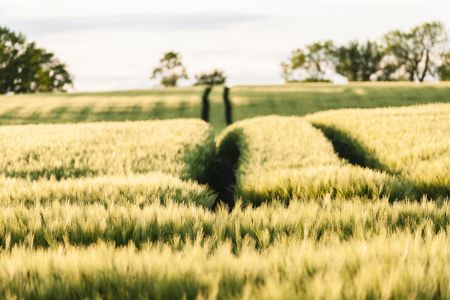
2, 0, 450, 91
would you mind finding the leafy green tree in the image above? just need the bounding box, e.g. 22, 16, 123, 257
438, 51, 450, 80
282, 40, 336, 82
151, 51, 188, 87
194, 69, 226, 86
0, 26, 73, 94
383, 21, 448, 81
336, 40, 384, 81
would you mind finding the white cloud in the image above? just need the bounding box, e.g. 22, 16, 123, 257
3, 13, 269, 35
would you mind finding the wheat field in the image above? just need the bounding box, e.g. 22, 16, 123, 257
0, 95, 449, 298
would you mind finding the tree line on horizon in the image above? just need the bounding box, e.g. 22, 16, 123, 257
282, 21, 450, 83
1, 21, 450, 94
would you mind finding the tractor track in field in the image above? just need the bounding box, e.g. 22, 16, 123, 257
206, 156, 237, 210
312, 123, 394, 175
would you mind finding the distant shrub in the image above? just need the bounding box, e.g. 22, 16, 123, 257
194, 69, 227, 86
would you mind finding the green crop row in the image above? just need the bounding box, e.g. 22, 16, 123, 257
307, 103, 450, 198
1, 232, 450, 299
0, 174, 215, 208
1, 198, 450, 250
217, 116, 411, 205
0, 119, 215, 182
